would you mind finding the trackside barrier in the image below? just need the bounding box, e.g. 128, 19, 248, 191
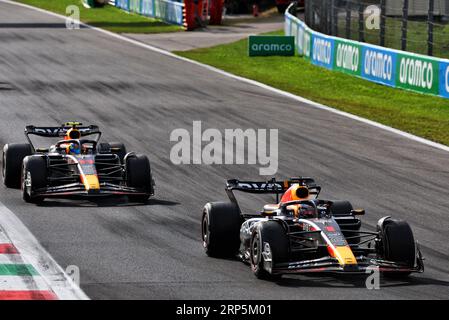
285, 5, 449, 99
116, 0, 184, 26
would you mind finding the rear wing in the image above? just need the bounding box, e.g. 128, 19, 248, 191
25, 125, 101, 138
226, 177, 321, 204
24, 124, 101, 151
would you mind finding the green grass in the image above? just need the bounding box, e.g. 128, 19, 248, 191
176, 31, 449, 145
16, 0, 182, 33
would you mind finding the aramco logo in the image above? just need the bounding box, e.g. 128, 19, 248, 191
251, 43, 293, 52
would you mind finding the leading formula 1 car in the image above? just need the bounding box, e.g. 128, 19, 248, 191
201, 177, 424, 279
2, 122, 154, 204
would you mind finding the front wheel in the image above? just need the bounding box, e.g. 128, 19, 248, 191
22, 156, 47, 204
201, 202, 241, 257
126, 154, 153, 203
250, 221, 288, 280
3, 143, 32, 188
379, 218, 416, 278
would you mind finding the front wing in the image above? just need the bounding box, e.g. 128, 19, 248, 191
32, 183, 153, 198
271, 255, 424, 275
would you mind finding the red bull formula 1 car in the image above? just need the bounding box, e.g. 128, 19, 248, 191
2, 122, 154, 204
201, 177, 424, 279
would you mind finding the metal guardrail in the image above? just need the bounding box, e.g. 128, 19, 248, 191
115, 0, 185, 25
285, 3, 449, 99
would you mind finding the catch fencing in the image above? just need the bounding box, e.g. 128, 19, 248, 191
304, 0, 449, 59
285, 2, 449, 99
115, 0, 185, 25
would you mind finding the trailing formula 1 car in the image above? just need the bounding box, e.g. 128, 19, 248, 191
201, 177, 424, 279
2, 122, 154, 204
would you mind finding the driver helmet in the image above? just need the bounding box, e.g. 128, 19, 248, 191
66, 143, 81, 155
65, 128, 81, 140
281, 184, 310, 203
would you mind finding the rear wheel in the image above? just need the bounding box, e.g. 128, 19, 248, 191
97, 142, 127, 163
126, 154, 152, 203
381, 219, 416, 278
331, 201, 353, 216
109, 142, 127, 164
201, 202, 241, 257
2, 143, 32, 188
250, 221, 288, 280
331, 201, 361, 245
97, 142, 111, 154
22, 156, 47, 204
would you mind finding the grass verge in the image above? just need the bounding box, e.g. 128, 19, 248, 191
175, 31, 449, 146
16, 0, 182, 33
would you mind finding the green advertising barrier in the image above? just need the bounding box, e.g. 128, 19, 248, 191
129, 0, 141, 13
294, 20, 312, 59
334, 38, 362, 76
249, 36, 295, 57
396, 53, 439, 95
285, 6, 449, 99
303, 29, 312, 60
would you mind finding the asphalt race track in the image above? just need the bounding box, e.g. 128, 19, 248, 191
0, 1, 449, 299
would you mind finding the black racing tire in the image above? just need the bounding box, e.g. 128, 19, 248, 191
109, 142, 127, 164
331, 200, 354, 216
276, 4, 288, 14
250, 221, 288, 280
201, 202, 241, 258
97, 142, 127, 163
97, 142, 111, 154
2, 143, 32, 188
22, 156, 47, 204
382, 219, 415, 278
332, 201, 361, 245
126, 154, 152, 203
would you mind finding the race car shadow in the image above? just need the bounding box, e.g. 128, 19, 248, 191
380, 276, 449, 288
274, 273, 449, 289
37, 197, 180, 208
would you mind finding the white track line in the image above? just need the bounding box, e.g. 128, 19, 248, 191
3, 0, 449, 153
0, 202, 89, 300
0, 254, 25, 264
0, 276, 51, 291
0, 227, 11, 243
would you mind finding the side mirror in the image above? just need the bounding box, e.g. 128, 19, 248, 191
35, 148, 49, 153
110, 147, 121, 152
351, 209, 365, 216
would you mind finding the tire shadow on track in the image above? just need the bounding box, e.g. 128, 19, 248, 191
35, 197, 180, 208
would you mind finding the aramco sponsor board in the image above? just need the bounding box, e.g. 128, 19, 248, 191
249, 36, 295, 57
285, 9, 449, 99
440, 61, 449, 98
